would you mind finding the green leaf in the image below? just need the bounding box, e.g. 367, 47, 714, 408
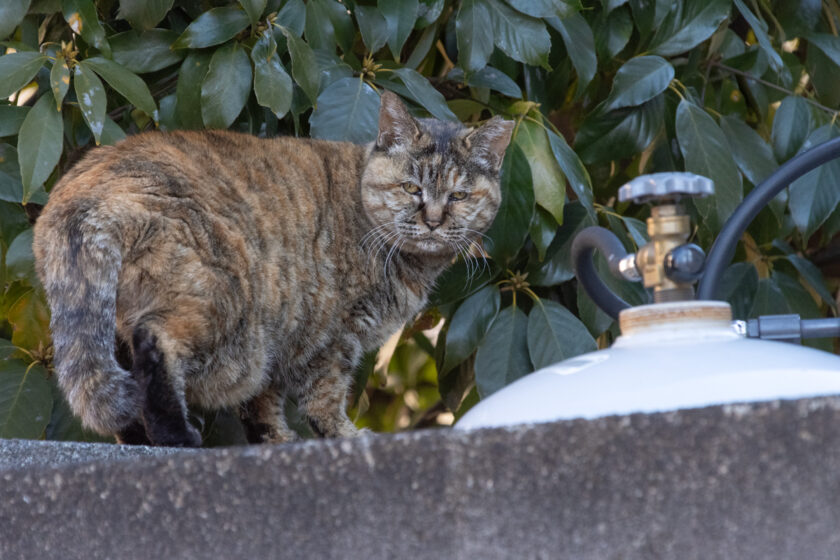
604, 55, 674, 111
528, 201, 595, 286
281, 26, 321, 106
547, 129, 593, 215
438, 360, 475, 414
73, 64, 106, 144
0, 51, 47, 100
304, 0, 336, 52
0, 201, 29, 249
62, 0, 111, 56
649, 0, 730, 57
718, 262, 758, 319
719, 115, 778, 186
0, 360, 52, 439
675, 99, 742, 230
771, 96, 811, 162
488, 0, 551, 69
417, 0, 446, 27
322, 0, 355, 53
0, 339, 15, 360
732, 0, 783, 73
49, 55, 70, 111
474, 306, 531, 397
806, 32, 840, 69
176, 51, 211, 129
7, 289, 51, 352
172, 6, 250, 49
17, 93, 63, 204
529, 207, 558, 261
111, 29, 184, 73
100, 116, 126, 146
428, 261, 496, 308
0, 0, 31, 41
356, 5, 389, 54
201, 42, 252, 129
117, 0, 174, 30
0, 144, 24, 204
506, 0, 579, 18
251, 30, 293, 119
514, 120, 564, 224
5, 228, 35, 285
442, 285, 501, 375
628, 0, 670, 38
275, 0, 306, 37
547, 13, 596, 95
786, 254, 837, 312
239, 0, 267, 26
0, 106, 28, 137
309, 77, 379, 143
788, 125, 840, 239
314, 50, 353, 90
575, 94, 664, 165
485, 143, 535, 264
81, 57, 157, 117
527, 299, 596, 370
596, 5, 633, 58
379, 0, 418, 59
390, 67, 458, 122
456, 0, 494, 73
447, 66, 522, 98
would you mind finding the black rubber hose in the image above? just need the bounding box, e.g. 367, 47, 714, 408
571, 226, 631, 319
698, 135, 840, 300
801, 318, 840, 339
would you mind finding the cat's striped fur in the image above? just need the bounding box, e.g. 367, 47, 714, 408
32, 92, 513, 446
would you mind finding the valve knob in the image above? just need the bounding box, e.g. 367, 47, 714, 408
664, 243, 705, 283
618, 172, 714, 204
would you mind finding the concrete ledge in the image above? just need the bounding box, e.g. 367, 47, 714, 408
0, 439, 194, 471
3, 397, 840, 559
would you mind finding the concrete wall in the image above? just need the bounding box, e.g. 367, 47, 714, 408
2, 397, 840, 559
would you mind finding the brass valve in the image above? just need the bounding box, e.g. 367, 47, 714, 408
617, 173, 713, 303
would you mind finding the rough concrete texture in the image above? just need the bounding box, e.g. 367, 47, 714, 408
0, 438, 194, 471
2, 397, 840, 559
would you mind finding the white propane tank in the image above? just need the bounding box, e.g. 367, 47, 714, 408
456, 301, 840, 430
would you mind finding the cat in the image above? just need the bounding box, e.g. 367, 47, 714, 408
32, 91, 513, 447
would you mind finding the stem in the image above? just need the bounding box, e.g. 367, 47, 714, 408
711, 61, 839, 116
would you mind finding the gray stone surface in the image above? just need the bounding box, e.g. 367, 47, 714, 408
2, 397, 840, 559
0, 438, 194, 471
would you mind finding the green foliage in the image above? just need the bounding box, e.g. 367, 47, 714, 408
1, 0, 839, 443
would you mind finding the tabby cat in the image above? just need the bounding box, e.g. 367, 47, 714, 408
33, 91, 513, 447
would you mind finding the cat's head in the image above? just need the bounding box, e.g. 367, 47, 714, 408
361, 91, 514, 258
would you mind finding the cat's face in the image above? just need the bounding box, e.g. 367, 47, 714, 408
361, 92, 514, 258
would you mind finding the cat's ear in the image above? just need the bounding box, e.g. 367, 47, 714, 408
464, 116, 515, 173
377, 91, 420, 152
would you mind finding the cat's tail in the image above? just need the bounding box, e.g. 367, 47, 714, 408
33, 203, 140, 435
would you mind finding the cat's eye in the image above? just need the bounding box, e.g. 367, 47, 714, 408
402, 182, 422, 195
449, 191, 469, 201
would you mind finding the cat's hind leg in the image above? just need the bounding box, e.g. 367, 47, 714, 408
239, 385, 299, 444
131, 327, 202, 447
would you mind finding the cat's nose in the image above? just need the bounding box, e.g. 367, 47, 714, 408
424, 219, 442, 231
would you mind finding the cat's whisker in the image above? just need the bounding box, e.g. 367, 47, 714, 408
360, 222, 395, 251
455, 226, 491, 243
370, 230, 401, 263
383, 236, 405, 279
450, 234, 476, 279
460, 234, 490, 278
